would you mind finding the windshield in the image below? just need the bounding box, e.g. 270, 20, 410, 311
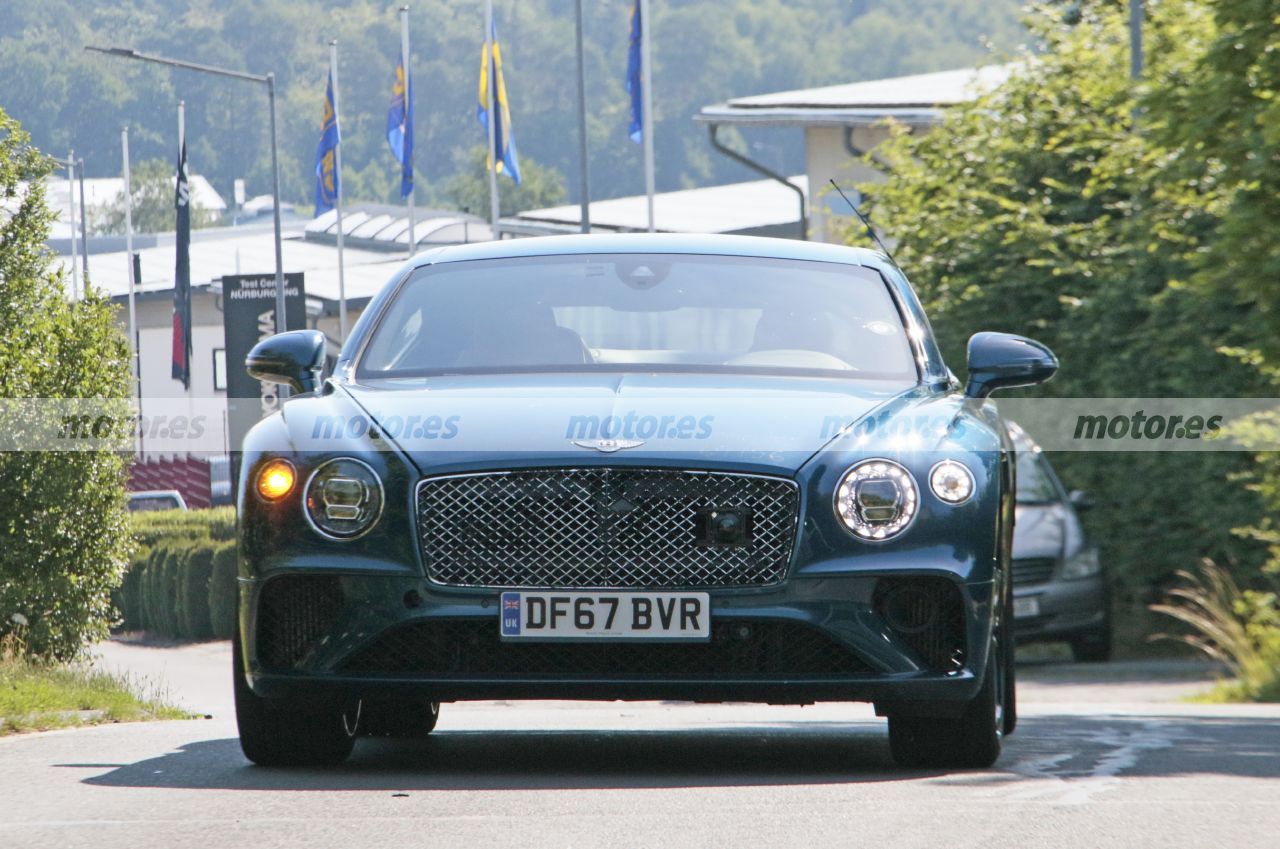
1015, 450, 1063, 504
357, 254, 917, 380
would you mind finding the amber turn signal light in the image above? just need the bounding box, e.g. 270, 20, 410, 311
256, 459, 296, 500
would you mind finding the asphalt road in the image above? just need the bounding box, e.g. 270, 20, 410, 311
2, 641, 1277, 849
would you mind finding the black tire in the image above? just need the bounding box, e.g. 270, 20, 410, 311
888, 639, 1004, 769
358, 698, 441, 738
1001, 581, 1018, 736
1071, 622, 1113, 663
233, 629, 356, 767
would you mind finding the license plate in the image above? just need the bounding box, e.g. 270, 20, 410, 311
1013, 596, 1041, 619
500, 591, 710, 641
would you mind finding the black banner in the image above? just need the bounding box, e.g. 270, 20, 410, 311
222, 273, 307, 483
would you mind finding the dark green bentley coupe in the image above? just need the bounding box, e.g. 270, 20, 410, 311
234, 234, 1057, 768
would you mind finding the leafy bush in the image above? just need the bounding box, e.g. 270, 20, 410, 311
0, 108, 134, 660
1151, 560, 1280, 702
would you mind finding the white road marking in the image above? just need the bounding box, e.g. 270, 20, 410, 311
1003, 720, 1185, 805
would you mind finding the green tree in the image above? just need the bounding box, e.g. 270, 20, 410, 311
0, 107, 134, 660
854, 0, 1270, 599
91, 158, 218, 235
1145, 0, 1280, 577
442, 144, 567, 219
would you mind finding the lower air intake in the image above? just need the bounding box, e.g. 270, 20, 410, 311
340, 618, 870, 678
255, 575, 344, 669
873, 577, 966, 672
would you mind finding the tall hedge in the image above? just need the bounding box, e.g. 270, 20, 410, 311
114, 510, 239, 641
0, 108, 134, 660
857, 0, 1270, 602
208, 543, 239, 640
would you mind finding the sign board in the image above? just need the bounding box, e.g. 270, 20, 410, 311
221, 273, 307, 482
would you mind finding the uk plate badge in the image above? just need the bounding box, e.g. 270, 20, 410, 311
501, 592, 521, 636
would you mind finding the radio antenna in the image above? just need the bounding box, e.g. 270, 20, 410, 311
828, 178, 899, 268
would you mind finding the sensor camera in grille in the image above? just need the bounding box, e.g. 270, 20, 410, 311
416, 468, 799, 588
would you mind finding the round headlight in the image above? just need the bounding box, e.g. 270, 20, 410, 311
304, 458, 384, 540
929, 460, 974, 504
834, 459, 918, 540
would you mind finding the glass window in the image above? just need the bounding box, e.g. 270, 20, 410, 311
1015, 450, 1063, 504
358, 254, 917, 381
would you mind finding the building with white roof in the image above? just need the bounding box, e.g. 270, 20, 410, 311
501, 177, 808, 239
49, 205, 490, 468
697, 64, 1014, 242
44, 173, 227, 241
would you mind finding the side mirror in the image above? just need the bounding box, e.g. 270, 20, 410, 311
964, 332, 1058, 399
246, 329, 326, 394
1068, 489, 1094, 512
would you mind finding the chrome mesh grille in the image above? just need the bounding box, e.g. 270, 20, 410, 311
416, 468, 799, 588
1012, 557, 1057, 587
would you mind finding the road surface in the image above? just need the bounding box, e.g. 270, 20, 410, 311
0, 640, 1276, 849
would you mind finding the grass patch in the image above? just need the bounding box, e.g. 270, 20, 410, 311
0, 655, 190, 735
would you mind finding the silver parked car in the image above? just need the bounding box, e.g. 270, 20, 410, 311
1009, 423, 1110, 662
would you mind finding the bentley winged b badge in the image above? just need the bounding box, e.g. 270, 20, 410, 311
571, 438, 645, 453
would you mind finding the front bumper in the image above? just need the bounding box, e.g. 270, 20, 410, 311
239, 569, 997, 714
1013, 575, 1108, 643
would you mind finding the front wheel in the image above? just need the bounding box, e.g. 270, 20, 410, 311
888, 637, 1004, 769
233, 629, 356, 767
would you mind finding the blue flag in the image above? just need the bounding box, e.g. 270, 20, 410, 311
386, 58, 413, 199
626, 0, 643, 144
477, 20, 521, 185
313, 69, 341, 216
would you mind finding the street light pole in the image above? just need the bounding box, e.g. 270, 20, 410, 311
266, 73, 286, 333
84, 45, 289, 333
573, 0, 591, 234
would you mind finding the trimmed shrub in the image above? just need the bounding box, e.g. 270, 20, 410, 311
131, 507, 235, 549
179, 547, 215, 640
208, 543, 239, 641
114, 508, 238, 640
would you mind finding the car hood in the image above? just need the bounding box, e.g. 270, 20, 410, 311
320, 373, 919, 477
1012, 503, 1072, 560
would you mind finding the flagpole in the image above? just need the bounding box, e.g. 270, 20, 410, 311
400, 6, 416, 257
485, 0, 500, 237
122, 127, 139, 391
574, 0, 591, 234
330, 40, 348, 341
123, 126, 142, 454
639, 0, 655, 233
67, 148, 79, 298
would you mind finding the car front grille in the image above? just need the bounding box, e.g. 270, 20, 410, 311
1012, 557, 1057, 587
416, 468, 799, 589
339, 618, 871, 678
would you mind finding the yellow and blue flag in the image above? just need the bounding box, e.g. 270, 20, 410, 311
626, 0, 643, 144
313, 69, 341, 216
477, 20, 521, 185
386, 58, 413, 199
